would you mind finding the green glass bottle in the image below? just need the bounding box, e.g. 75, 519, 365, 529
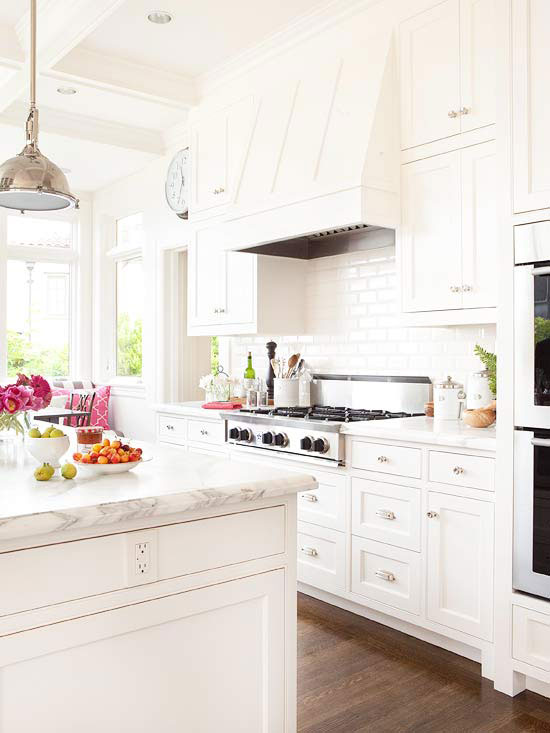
243, 351, 256, 390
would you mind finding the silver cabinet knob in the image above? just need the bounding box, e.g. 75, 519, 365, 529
461, 284, 473, 292
453, 466, 464, 475
375, 569, 396, 582
300, 546, 318, 557
426, 511, 438, 519
218, 307, 225, 314
167, 425, 174, 431
200, 429, 209, 436
459, 107, 470, 115
448, 110, 458, 118
302, 493, 318, 503
377, 455, 388, 463
376, 509, 396, 521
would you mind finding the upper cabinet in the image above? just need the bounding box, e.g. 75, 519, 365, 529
399, 0, 496, 150
512, 0, 550, 213
189, 97, 255, 217
401, 140, 497, 313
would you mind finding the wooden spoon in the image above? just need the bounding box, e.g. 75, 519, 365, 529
286, 353, 300, 378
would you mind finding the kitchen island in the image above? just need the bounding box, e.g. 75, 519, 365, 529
0, 444, 316, 733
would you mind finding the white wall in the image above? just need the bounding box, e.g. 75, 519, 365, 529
229, 246, 496, 389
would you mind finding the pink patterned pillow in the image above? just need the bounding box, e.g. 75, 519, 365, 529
51, 385, 111, 429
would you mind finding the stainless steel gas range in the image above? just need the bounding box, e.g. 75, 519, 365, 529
227, 375, 431, 467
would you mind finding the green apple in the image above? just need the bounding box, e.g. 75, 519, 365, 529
28, 428, 41, 438
61, 463, 77, 480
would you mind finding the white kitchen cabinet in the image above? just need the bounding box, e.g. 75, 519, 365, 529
426, 491, 494, 640
0, 571, 286, 733
400, 0, 495, 150
401, 140, 497, 313
187, 241, 305, 336
189, 96, 254, 216
512, 0, 550, 213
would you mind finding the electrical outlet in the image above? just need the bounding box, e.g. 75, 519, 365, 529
135, 542, 150, 575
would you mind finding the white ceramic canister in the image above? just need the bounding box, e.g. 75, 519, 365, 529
273, 378, 300, 408
466, 370, 493, 409
433, 375, 466, 420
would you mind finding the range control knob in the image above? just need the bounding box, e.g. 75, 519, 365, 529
300, 436, 315, 451
239, 428, 252, 443
229, 427, 240, 440
313, 437, 330, 454
262, 431, 275, 445
274, 432, 289, 447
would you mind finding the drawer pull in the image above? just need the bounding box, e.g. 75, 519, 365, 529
300, 546, 318, 557
376, 509, 396, 521
377, 455, 389, 464
453, 466, 464, 475
166, 425, 174, 431
426, 511, 438, 519
200, 429, 209, 436
302, 493, 318, 503
375, 569, 396, 582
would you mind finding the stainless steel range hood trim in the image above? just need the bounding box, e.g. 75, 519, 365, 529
312, 374, 432, 384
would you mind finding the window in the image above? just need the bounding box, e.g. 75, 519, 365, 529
3, 213, 77, 379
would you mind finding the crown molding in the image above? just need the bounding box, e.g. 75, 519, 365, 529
1, 101, 164, 155
162, 121, 190, 154
53, 47, 197, 109
197, 0, 387, 96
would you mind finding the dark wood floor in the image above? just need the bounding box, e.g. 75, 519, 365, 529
297, 593, 550, 732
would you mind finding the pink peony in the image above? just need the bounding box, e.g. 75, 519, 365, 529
16, 373, 52, 410
2, 385, 32, 414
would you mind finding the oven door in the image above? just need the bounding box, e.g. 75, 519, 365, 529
515, 263, 550, 429
514, 429, 550, 598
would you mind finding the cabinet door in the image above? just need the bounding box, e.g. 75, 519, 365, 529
0, 572, 286, 733
191, 113, 228, 212
401, 152, 463, 312
426, 492, 494, 640
400, 0, 461, 149
460, 141, 497, 308
459, 0, 497, 133
512, 0, 550, 213
187, 240, 223, 327
219, 250, 256, 327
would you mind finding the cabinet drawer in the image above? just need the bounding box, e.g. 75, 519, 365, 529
351, 440, 422, 479
297, 521, 346, 595
297, 470, 347, 532
158, 414, 187, 443
0, 507, 285, 618
187, 418, 225, 446
513, 605, 550, 672
351, 537, 421, 615
429, 450, 494, 491
352, 478, 421, 551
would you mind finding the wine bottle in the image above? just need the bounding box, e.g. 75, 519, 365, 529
243, 351, 256, 390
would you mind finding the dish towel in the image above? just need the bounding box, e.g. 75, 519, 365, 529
202, 402, 242, 410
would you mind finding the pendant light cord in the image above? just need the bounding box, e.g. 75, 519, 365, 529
25, 0, 38, 149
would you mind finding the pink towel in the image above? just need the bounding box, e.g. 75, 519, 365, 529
202, 401, 242, 410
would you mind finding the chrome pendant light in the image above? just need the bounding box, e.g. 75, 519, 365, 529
0, 0, 78, 213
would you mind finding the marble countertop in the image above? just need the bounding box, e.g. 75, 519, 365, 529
341, 416, 496, 451
154, 401, 239, 419
0, 442, 316, 543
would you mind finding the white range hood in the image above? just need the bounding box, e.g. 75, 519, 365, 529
195, 28, 398, 252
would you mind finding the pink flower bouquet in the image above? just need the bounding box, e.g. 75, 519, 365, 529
0, 374, 52, 435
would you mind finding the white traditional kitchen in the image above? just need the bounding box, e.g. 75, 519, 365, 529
0, 0, 547, 730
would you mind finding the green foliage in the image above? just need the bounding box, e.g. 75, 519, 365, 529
535, 317, 550, 345
211, 336, 219, 375
474, 344, 497, 396
117, 313, 142, 377
7, 330, 68, 377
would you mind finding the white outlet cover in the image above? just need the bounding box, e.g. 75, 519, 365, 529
126, 529, 158, 586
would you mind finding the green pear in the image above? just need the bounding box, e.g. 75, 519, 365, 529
50, 429, 65, 438
28, 428, 41, 438
61, 463, 77, 480
34, 463, 54, 481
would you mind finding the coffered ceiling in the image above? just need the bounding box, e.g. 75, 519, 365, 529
0, 0, 341, 191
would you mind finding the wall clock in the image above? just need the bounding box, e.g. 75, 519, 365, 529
165, 147, 189, 219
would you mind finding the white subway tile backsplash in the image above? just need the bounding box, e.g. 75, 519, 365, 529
229, 246, 496, 385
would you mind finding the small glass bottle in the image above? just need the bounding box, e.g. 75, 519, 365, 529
243, 351, 256, 391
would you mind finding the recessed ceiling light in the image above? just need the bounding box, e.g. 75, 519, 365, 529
147, 10, 172, 24
57, 86, 77, 95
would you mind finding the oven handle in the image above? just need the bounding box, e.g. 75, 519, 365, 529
532, 266, 550, 277
531, 438, 550, 448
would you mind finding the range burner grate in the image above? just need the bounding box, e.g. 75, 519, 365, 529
238, 405, 423, 423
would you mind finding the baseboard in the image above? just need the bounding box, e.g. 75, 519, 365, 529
527, 677, 550, 699
298, 582, 484, 666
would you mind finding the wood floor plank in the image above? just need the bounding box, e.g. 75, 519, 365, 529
297, 593, 550, 733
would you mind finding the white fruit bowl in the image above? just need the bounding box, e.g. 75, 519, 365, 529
76, 456, 150, 475
26, 435, 70, 469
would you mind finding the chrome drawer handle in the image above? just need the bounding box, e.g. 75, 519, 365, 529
453, 466, 464, 475
459, 106, 470, 115
200, 429, 209, 436
376, 509, 396, 521
375, 569, 396, 582
377, 455, 388, 463
427, 511, 438, 519
300, 546, 318, 557
461, 284, 473, 292
302, 493, 318, 503
450, 285, 461, 293
448, 110, 458, 118
166, 425, 174, 431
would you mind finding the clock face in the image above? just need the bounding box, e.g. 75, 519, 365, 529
165, 148, 189, 217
